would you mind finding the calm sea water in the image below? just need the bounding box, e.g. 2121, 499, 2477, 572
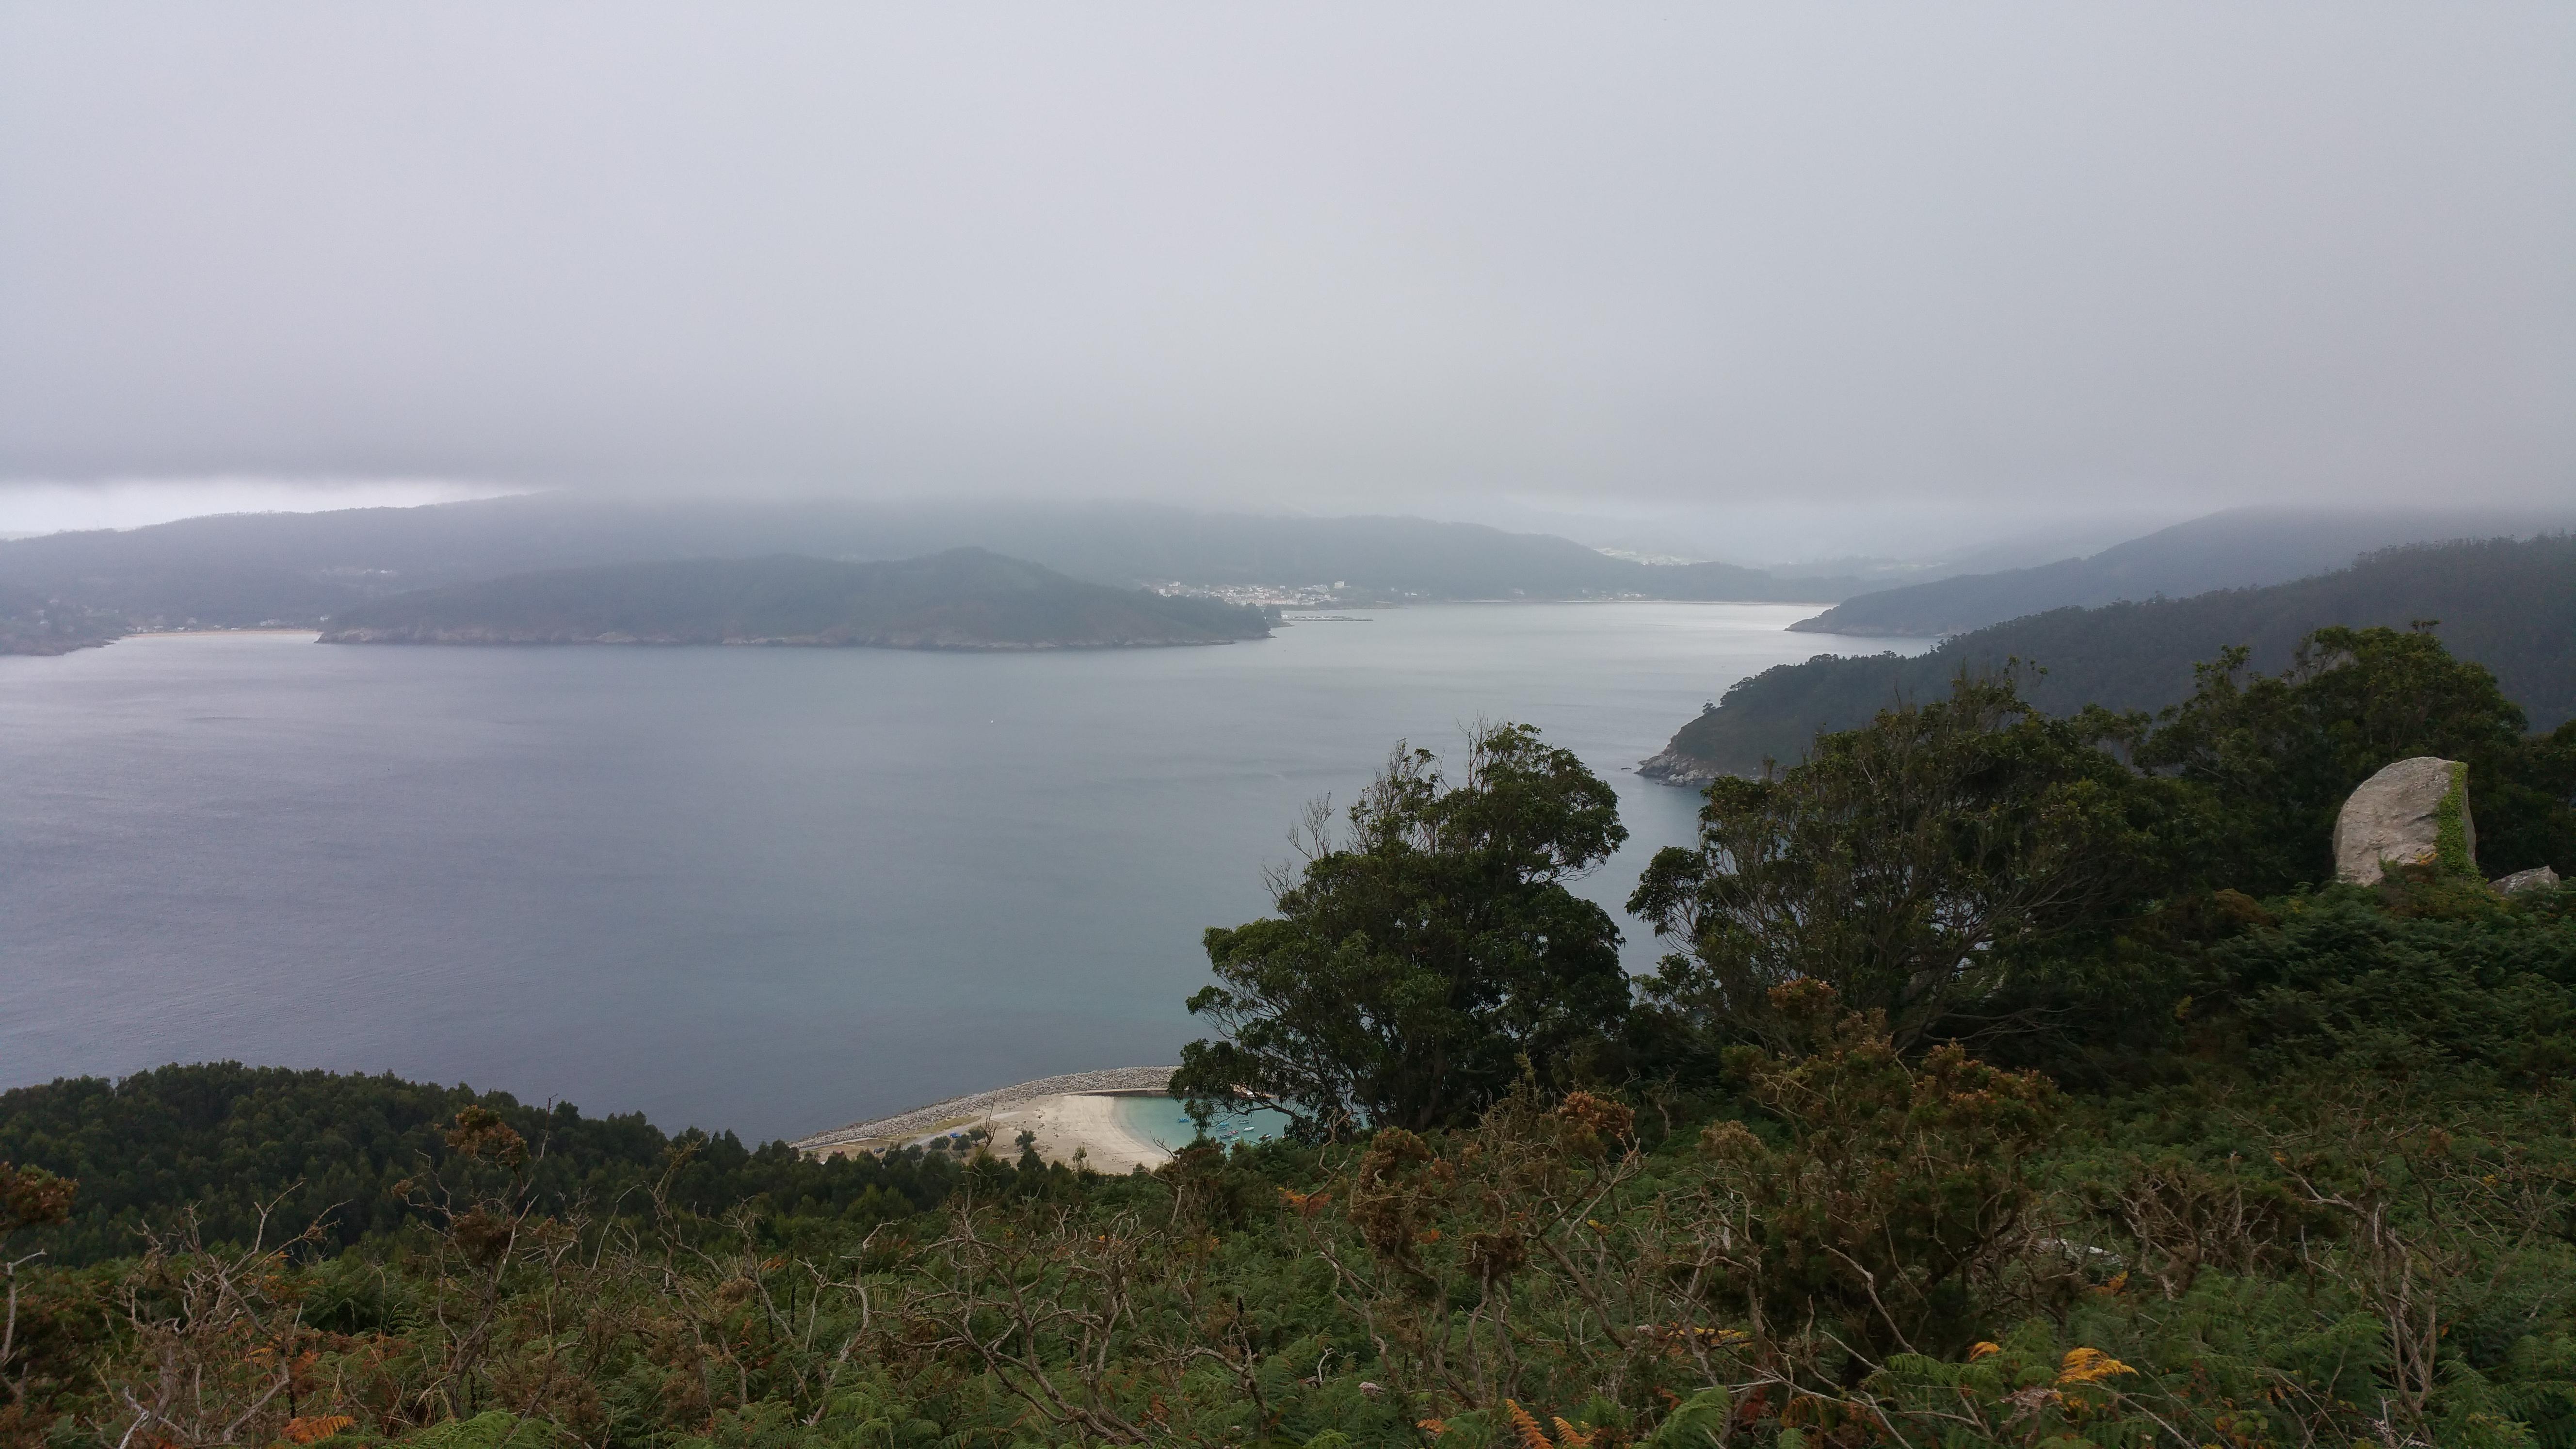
1110, 1093, 1290, 1152
0, 606, 1929, 1141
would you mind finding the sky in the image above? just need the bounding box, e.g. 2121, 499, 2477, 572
2, 3, 2570, 557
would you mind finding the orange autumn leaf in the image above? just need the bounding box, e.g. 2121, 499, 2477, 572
1507, 1400, 1553, 1449
2057, 1347, 2138, 1385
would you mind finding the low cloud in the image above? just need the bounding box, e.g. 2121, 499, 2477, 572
3, 4, 2569, 534
0, 478, 523, 537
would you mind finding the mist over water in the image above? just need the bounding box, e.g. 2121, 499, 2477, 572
0, 607, 1932, 1141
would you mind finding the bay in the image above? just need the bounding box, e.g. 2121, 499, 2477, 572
0, 605, 1931, 1141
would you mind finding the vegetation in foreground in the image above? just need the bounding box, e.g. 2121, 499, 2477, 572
5, 626, 2576, 1448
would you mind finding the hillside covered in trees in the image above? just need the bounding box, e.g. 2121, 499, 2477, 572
0, 582, 118, 656
1649, 532, 2576, 782
1786, 504, 2576, 638
4, 627, 2576, 1449
0, 498, 1856, 633
317, 550, 1272, 649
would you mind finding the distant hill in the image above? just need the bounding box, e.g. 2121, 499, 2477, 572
318, 550, 1274, 649
0, 496, 1859, 631
1644, 533, 2576, 781
1787, 505, 2576, 638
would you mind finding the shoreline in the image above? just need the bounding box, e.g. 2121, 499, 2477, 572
985, 1089, 1187, 1174
789, 1066, 1178, 1159
791, 1070, 1284, 1174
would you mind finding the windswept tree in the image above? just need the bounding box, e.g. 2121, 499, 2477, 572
1174, 723, 1629, 1136
1628, 672, 2175, 1052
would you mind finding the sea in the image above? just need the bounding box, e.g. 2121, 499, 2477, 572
0, 605, 1932, 1143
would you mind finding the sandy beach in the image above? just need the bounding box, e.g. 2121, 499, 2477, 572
789, 1068, 1191, 1171
982, 1090, 1183, 1173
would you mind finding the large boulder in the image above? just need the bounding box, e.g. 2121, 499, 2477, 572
2334, 757, 2475, 886
2493, 865, 2561, 896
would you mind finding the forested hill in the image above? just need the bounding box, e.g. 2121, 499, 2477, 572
1787, 503, 2576, 638
317, 549, 1272, 648
1649, 532, 2576, 779
0, 581, 119, 656
0, 1063, 965, 1265
0, 496, 1857, 631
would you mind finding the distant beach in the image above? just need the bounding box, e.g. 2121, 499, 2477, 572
789, 1067, 1286, 1172
789, 1067, 1184, 1170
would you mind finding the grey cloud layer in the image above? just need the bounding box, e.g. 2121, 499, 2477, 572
2, 3, 2570, 514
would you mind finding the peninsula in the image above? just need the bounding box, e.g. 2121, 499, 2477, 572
316, 548, 1273, 649
0, 583, 118, 656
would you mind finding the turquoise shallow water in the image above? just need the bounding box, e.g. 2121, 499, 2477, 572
1110, 1093, 1292, 1152
0, 604, 1931, 1141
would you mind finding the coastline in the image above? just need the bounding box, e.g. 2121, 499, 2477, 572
789, 1066, 1181, 1166
1635, 745, 1720, 786
316, 631, 1256, 649
985, 1089, 1189, 1174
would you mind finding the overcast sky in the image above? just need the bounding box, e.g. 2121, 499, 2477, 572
2, 3, 2569, 552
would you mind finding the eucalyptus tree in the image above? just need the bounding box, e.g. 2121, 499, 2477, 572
1175, 723, 1629, 1136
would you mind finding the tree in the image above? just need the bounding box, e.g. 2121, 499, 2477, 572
1173, 723, 1629, 1136
1693, 983, 2063, 1382
2139, 624, 2576, 888
1629, 671, 2175, 1052
0, 1162, 73, 1408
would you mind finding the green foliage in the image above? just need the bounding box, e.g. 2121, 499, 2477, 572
408, 1412, 556, 1449
0, 1163, 74, 1235
2140, 623, 2573, 886
6, 891, 2576, 1449
0, 1063, 963, 1266
2442, 758, 2479, 876
1693, 985, 2064, 1374
1631, 630, 2575, 1083
1663, 532, 2576, 777
1630, 671, 2179, 1048
2189, 886, 2576, 1079
17, 612, 2576, 1449
1175, 723, 1630, 1134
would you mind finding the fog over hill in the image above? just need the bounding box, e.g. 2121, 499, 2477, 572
318, 550, 1272, 650
0, 496, 1859, 638
1648, 532, 2576, 781
1789, 505, 2576, 638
